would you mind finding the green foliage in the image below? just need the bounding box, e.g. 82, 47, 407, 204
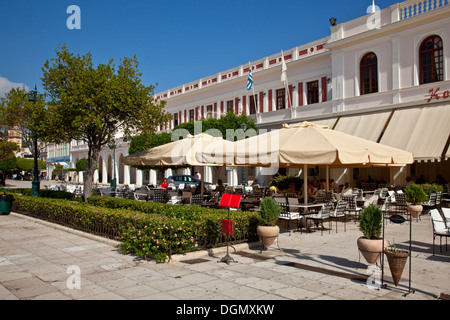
39, 45, 171, 199
2, 188, 77, 200
359, 204, 382, 239
258, 197, 281, 226
404, 184, 428, 205
14, 157, 46, 171
270, 174, 303, 191
0, 156, 17, 171
0, 87, 45, 152
0, 157, 45, 172
12, 194, 259, 262
128, 131, 172, 155
40, 44, 170, 144
75, 158, 88, 172
0, 140, 19, 163
172, 111, 257, 141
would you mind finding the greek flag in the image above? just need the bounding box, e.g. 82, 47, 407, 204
247, 67, 253, 91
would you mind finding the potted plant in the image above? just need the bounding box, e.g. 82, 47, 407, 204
357, 204, 384, 264
257, 197, 281, 247
404, 184, 428, 219
384, 240, 410, 286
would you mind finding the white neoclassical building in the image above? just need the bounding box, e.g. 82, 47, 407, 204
68, 0, 450, 188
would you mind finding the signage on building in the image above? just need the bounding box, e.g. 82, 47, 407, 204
426, 87, 450, 103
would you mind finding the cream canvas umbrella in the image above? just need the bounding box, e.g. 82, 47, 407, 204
235, 121, 414, 203
123, 132, 235, 167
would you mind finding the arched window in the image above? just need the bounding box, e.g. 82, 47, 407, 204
420, 35, 443, 84
360, 52, 378, 95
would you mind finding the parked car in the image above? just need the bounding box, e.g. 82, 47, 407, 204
166, 175, 211, 189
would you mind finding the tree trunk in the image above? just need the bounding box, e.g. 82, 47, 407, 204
83, 142, 101, 202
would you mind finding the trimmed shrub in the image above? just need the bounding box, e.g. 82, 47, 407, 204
12, 194, 259, 262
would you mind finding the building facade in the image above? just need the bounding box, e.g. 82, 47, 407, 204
70, 0, 450, 188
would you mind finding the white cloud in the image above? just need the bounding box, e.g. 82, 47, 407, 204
0, 76, 29, 98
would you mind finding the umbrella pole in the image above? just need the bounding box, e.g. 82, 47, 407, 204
326, 165, 329, 191
304, 164, 308, 204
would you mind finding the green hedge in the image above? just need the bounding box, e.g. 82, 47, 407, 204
12, 194, 259, 262
1, 188, 77, 200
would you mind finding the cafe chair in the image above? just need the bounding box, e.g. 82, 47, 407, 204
152, 190, 167, 203
422, 193, 437, 215
278, 203, 300, 236
341, 195, 362, 222
440, 207, 450, 227
190, 193, 203, 206
306, 202, 333, 235
330, 200, 347, 233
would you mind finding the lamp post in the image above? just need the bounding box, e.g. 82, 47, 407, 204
25, 85, 44, 197
241, 123, 247, 195
109, 140, 117, 189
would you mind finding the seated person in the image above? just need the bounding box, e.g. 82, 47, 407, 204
286, 182, 297, 194
307, 181, 318, 197
194, 181, 205, 195
160, 178, 169, 190
168, 179, 176, 189
216, 179, 225, 194
330, 179, 339, 192
269, 181, 279, 193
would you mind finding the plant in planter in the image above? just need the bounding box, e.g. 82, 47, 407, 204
357, 204, 384, 264
257, 197, 281, 248
384, 240, 410, 286
404, 184, 428, 219
0, 192, 14, 215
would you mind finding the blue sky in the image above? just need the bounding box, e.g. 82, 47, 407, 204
0, 0, 399, 97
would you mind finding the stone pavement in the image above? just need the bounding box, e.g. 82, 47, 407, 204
1, 179, 449, 303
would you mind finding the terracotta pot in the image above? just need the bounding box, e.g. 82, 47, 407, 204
357, 237, 384, 264
385, 249, 410, 286
407, 205, 423, 218
257, 225, 280, 247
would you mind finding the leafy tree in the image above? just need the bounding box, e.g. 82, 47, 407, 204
75, 158, 88, 172
0, 87, 47, 159
0, 132, 19, 163
38, 45, 171, 200
128, 112, 257, 172
15, 157, 46, 171
174, 111, 257, 141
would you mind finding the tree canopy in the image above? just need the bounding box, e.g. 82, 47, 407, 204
38, 45, 171, 199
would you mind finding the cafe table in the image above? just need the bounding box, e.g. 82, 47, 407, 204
285, 203, 324, 233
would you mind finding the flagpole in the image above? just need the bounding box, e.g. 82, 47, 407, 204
281, 50, 292, 109
247, 62, 258, 114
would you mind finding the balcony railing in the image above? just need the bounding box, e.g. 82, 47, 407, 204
399, 0, 448, 20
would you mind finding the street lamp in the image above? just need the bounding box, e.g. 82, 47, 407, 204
23, 85, 45, 197
241, 123, 247, 195
109, 140, 117, 189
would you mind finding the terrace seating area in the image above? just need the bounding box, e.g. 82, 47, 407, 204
48, 179, 449, 239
